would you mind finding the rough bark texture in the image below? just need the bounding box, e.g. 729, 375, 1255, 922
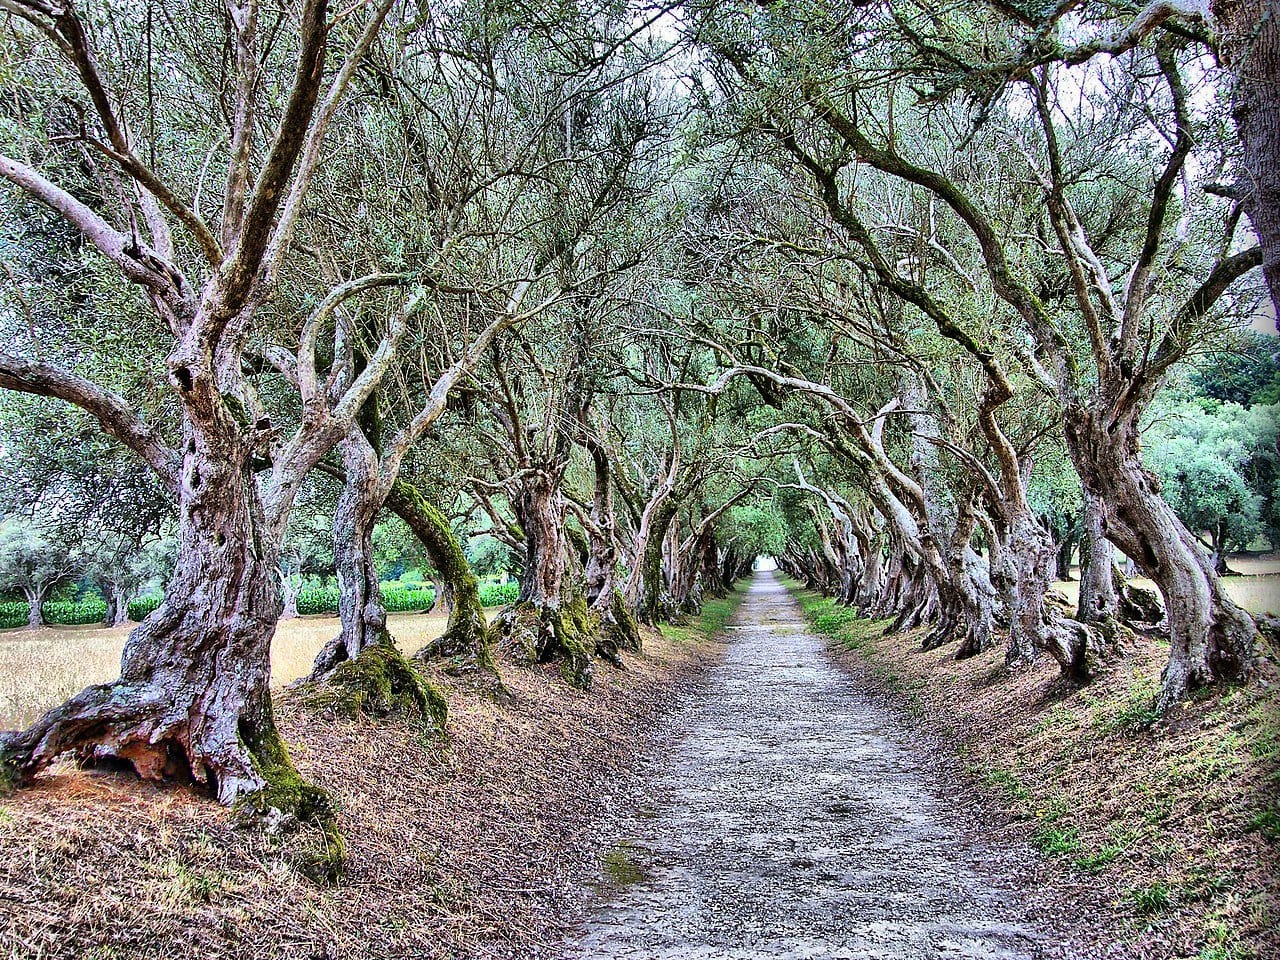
1065, 412, 1257, 708
1077, 489, 1119, 625
311, 428, 391, 678
1215, 0, 1280, 317
493, 470, 594, 688
1, 444, 301, 810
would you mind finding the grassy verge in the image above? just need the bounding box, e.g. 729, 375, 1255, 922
657, 591, 746, 646
784, 578, 1279, 960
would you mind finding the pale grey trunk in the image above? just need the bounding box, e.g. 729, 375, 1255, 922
312, 426, 388, 677
111, 584, 132, 627
23, 585, 46, 629
1077, 489, 1118, 624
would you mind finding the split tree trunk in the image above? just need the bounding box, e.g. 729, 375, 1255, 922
22, 585, 48, 629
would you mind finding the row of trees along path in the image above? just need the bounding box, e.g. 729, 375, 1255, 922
0, 0, 1273, 865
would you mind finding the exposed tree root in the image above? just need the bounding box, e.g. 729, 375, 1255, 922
233, 717, 347, 885
0, 684, 347, 884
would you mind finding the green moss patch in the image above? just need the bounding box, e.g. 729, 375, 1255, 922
302, 643, 448, 732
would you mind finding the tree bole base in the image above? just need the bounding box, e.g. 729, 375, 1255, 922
494, 599, 596, 690
594, 590, 642, 668
0, 681, 346, 884
413, 607, 498, 679
299, 643, 448, 732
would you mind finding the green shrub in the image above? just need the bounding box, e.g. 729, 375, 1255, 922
478, 583, 518, 606
0, 582, 519, 628
1, 597, 111, 628
128, 595, 163, 621
383, 586, 436, 613
43, 599, 108, 624
0, 600, 27, 629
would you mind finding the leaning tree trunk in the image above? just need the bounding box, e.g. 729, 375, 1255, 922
0, 435, 316, 821
390, 480, 489, 667
1066, 414, 1256, 708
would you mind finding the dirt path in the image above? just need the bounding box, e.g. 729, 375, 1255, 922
561, 572, 1086, 960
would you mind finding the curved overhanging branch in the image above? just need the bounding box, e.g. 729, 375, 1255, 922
0, 154, 192, 317
0, 353, 179, 494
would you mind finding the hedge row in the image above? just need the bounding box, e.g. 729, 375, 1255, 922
1, 581, 523, 629
0, 598, 111, 629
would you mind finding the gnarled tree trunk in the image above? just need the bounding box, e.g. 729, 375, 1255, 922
2, 436, 307, 815
493, 468, 593, 688
1066, 412, 1256, 708
312, 427, 389, 677
1077, 489, 1118, 624
22, 583, 48, 629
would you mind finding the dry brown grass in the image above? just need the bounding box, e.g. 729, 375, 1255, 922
792, 584, 1280, 960
0, 611, 451, 730
0, 597, 739, 960
0, 644, 716, 957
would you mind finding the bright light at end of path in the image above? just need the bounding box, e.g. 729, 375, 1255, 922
754, 556, 778, 571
